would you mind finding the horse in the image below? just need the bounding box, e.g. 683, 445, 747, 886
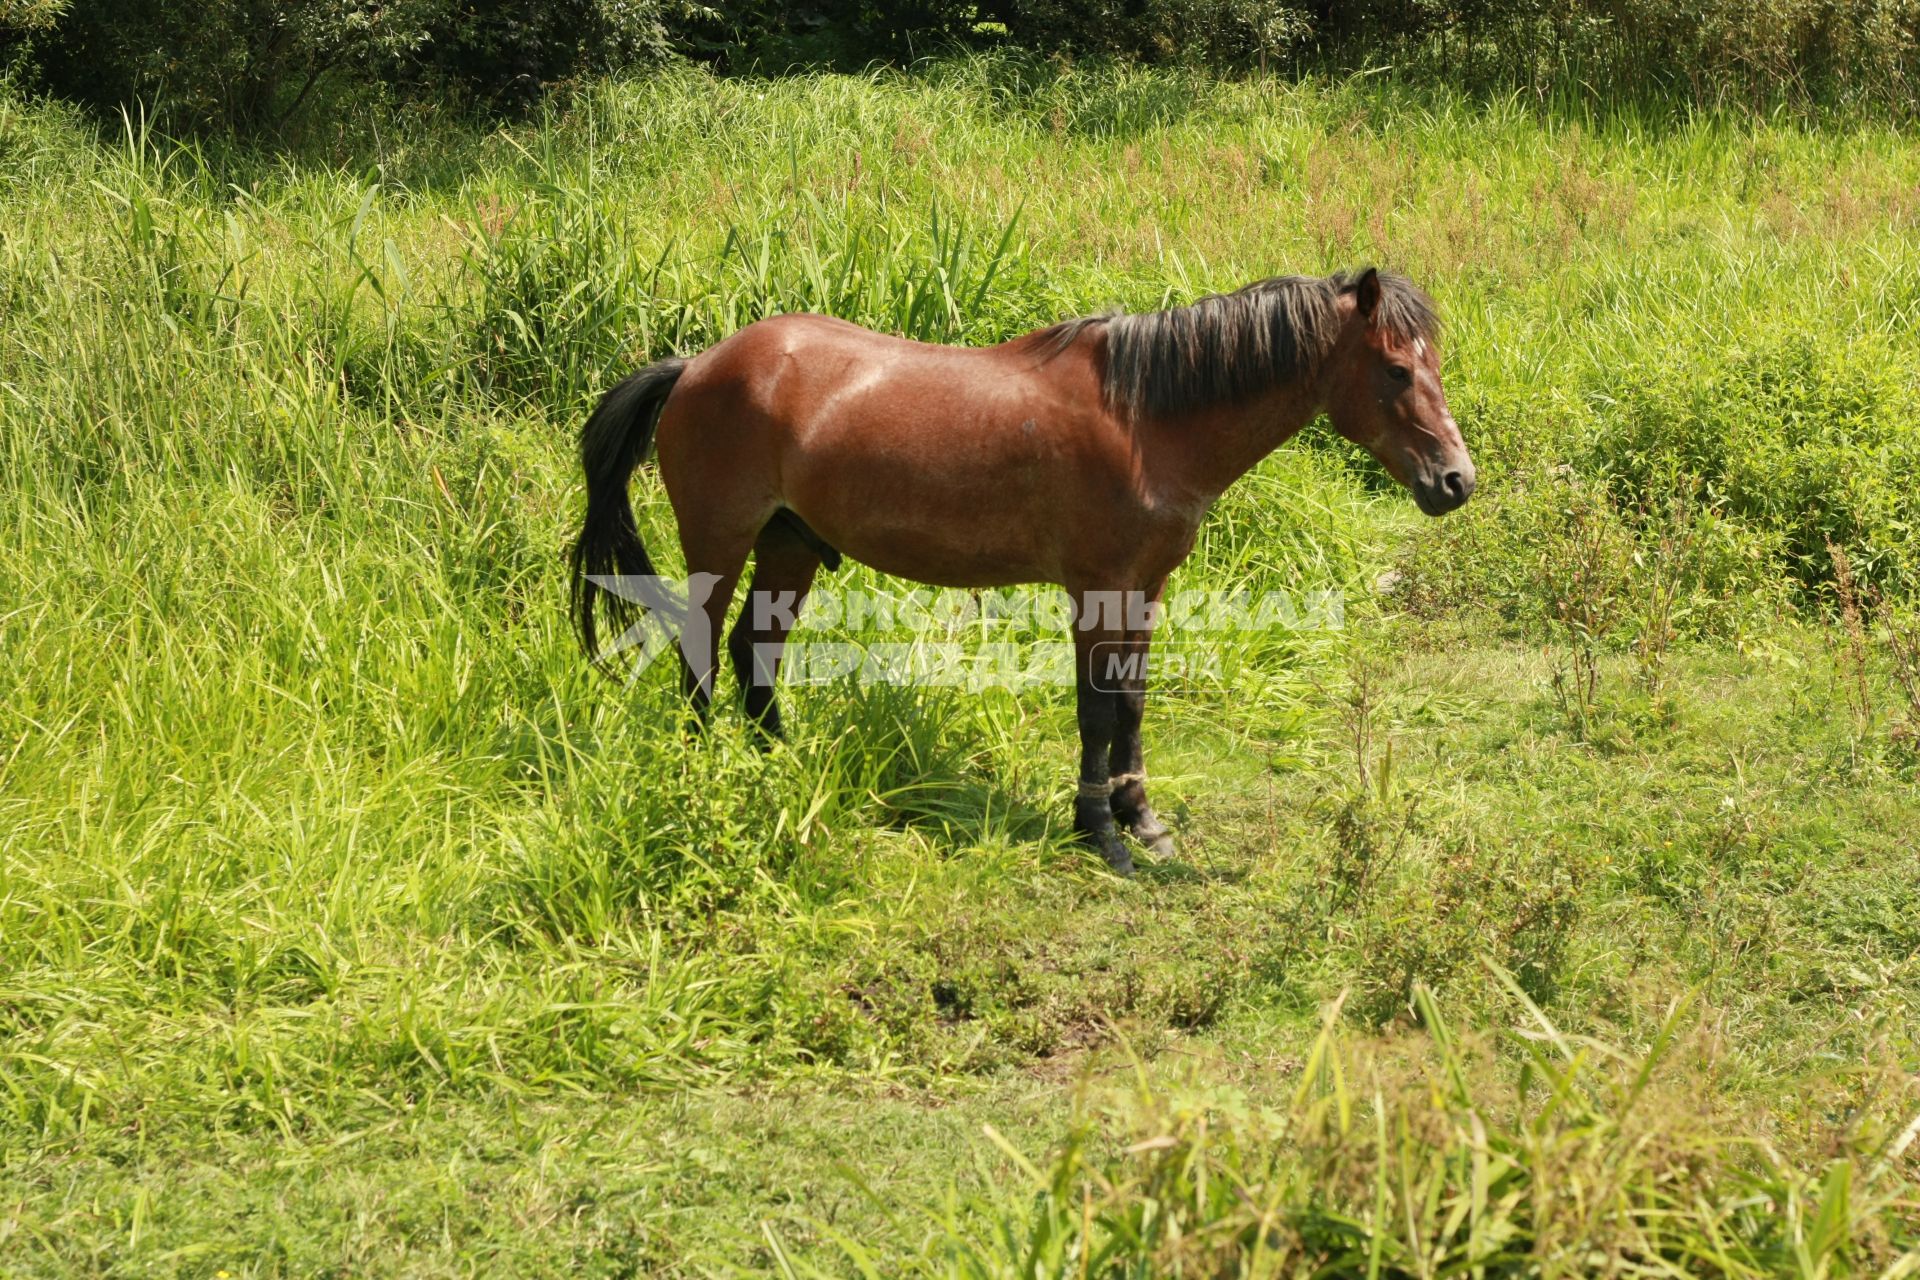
570, 267, 1473, 875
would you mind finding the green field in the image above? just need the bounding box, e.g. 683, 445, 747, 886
3, 63, 1920, 1274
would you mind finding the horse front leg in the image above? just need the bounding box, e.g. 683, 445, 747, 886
1071, 603, 1132, 875
1109, 579, 1174, 859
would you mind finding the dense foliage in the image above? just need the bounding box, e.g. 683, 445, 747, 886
0, 0, 673, 128
3, 0, 1918, 130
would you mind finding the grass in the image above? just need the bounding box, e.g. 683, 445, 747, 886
2, 58, 1919, 1274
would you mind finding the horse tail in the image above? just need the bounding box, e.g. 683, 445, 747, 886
569, 357, 687, 663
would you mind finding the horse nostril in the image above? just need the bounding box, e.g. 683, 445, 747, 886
1442, 469, 1471, 500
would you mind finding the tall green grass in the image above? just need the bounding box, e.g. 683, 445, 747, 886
2, 62, 1919, 1273
900, 988, 1920, 1278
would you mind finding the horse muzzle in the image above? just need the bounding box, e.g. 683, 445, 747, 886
1413, 462, 1476, 516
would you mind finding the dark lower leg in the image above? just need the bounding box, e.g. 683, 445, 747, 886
678, 566, 743, 728
1109, 673, 1174, 858
1072, 623, 1130, 874
1073, 681, 1129, 872
726, 627, 777, 736
727, 523, 821, 742
1107, 588, 1173, 858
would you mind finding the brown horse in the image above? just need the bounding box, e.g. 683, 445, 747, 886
571, 267, 1473, 874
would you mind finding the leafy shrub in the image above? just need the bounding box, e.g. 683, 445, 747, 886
5, 0, 669, 130
989, 0, 1310, 66
671, 0, 1308, 70
677, 0, 979, 68
1349, 835, 1584, 1024
395, 0, 672, 110
15, 1, 412, 129
1397, 470, 1787, 645
1591, 332, 1920, 599
8, 0, 1918, 128
1568, 0, 1920, 106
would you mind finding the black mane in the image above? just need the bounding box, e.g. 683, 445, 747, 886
1043, 270, 1439, 421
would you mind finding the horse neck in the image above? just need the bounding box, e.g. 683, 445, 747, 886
1144, 378, 1324, 504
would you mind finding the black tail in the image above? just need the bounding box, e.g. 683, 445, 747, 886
569, 358, 687, 663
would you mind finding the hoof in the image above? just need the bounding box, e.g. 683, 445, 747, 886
1077, 825, 1136, 876
1136, 827, 1176, 859
1085, 830, 1135, 876
1124, 806, 1176, 860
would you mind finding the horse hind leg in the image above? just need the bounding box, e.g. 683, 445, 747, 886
727, 515, 824, 741
675, 531, 754, 725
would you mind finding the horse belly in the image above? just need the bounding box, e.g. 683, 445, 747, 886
830, 517, 1053, 588
780, 412, 1079, 588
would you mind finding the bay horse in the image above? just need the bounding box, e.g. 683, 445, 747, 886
570, 268, 1473, 875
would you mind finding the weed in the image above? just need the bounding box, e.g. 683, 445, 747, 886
1877, 599, 1920, 745
1631, 491, 1701, 695
1830, 538, 1878, 729
1546, 486, 1632, 734
903, 990, 1920, 1277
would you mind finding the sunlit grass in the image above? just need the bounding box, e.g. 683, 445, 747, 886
1, 62, 1917, 1273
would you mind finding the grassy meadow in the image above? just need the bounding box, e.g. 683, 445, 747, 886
3, 61, 1920, 1274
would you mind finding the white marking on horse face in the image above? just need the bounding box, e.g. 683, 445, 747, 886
1412, 336, 1428, 359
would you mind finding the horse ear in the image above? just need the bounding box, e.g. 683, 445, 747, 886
1353, 268, 1382, 324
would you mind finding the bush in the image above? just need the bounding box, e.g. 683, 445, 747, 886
7, 0, 1918, 129
1396, 470, 1788, 646
1591, 332, 1920, 599
988, 0, 1310, 66
676, 0, 979, 68
4, 0, 669, 130
397, 0, 672, 110
673, 0, 1307, 71
1394, 328, 1918, 641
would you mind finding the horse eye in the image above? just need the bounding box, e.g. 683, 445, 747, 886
1388, 365, 1412, 383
